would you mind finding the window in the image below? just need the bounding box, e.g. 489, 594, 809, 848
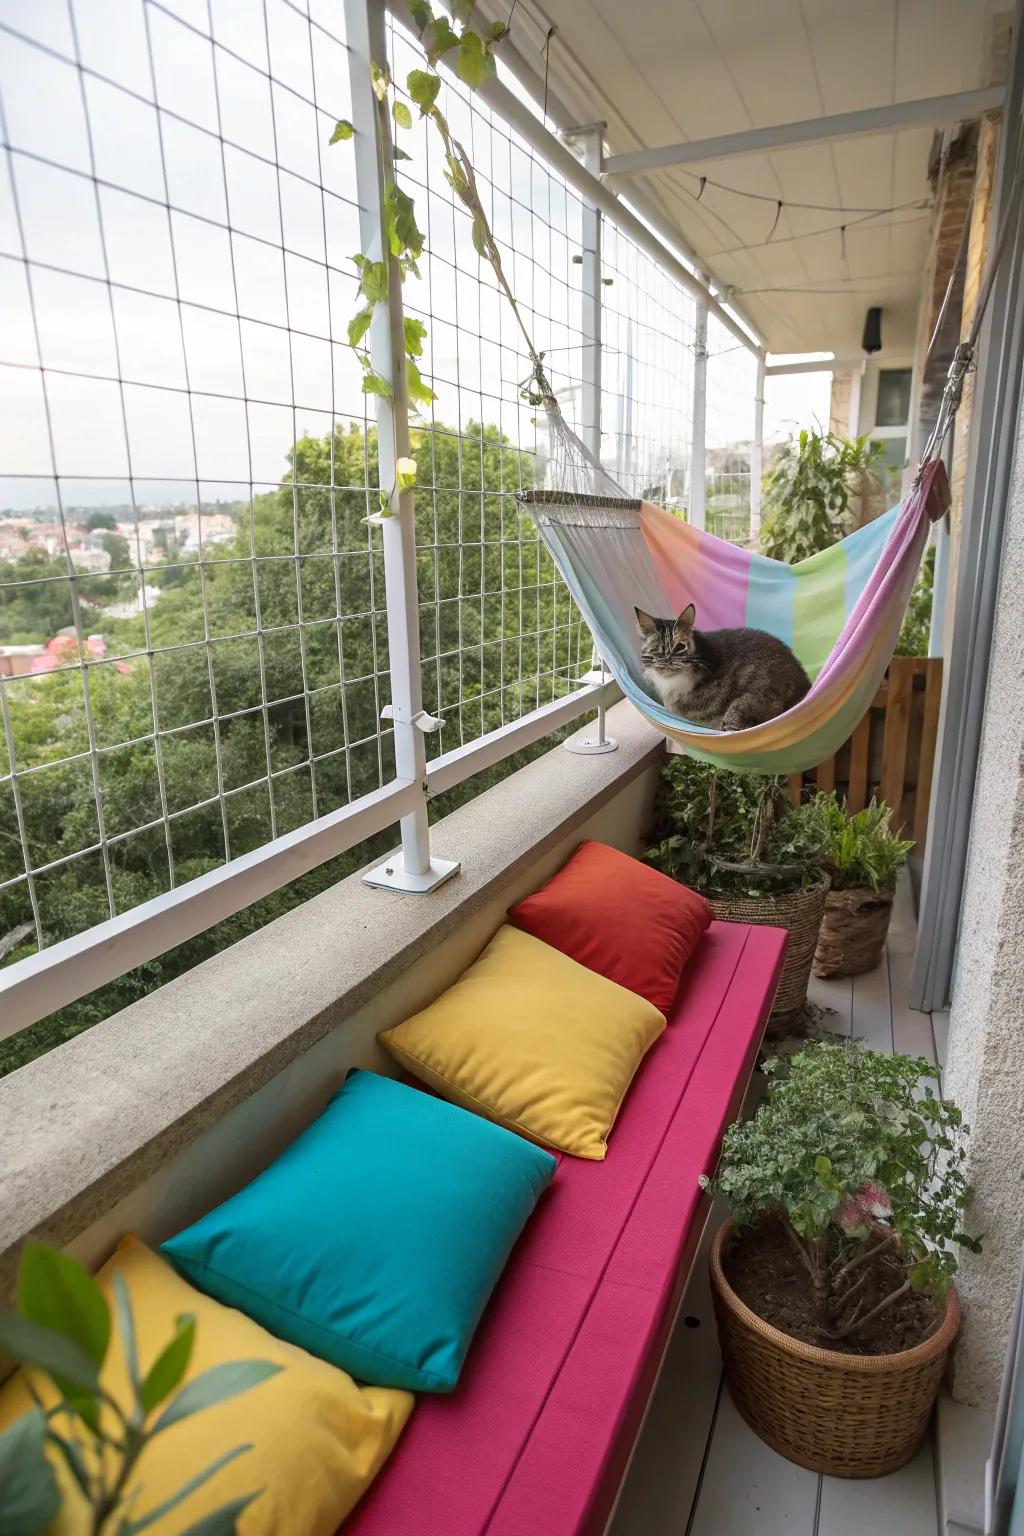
876, 368, 912, 429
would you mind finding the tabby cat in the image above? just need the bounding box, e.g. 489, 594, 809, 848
635, 603, 811, 729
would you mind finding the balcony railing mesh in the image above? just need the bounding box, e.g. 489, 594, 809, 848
0, 0, 756, 1024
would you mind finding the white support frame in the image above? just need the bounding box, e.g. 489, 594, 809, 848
344, 0, 459, 895
602, 88, 1006, 177
690, 291, 708, 531
750, 350, 766, 541
0, 0, 764, 1043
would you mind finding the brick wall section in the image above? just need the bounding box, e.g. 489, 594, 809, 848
918, 126, 979, 445
829, 369, 853, 436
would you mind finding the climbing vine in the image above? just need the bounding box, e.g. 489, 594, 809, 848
329, 1, 515, 512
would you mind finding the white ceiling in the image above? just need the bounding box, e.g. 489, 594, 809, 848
490, 0, 1007, 353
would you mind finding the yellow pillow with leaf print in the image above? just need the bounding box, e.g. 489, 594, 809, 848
0, 1235, 413, 1536
380, 924, 666, 1159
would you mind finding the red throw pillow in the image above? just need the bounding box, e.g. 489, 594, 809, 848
507, 840, 712, 1016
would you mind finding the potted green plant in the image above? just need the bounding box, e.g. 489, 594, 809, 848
809, 793, 915, 978
705, 1040, 977, 1478
0, 1242, 278, 1534
643, 757, 829, 1024
760, 430, 886, 564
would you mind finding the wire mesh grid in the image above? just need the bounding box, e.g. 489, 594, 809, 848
386, 17, 596, 749
0, 0, 395, 959
704, 311, 758, 543
599, 215, 695, 511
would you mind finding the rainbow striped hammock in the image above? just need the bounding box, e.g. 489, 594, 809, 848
520, 429, 949, 776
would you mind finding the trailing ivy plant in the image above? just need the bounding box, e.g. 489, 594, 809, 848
706, 1040, 979, 1342
760, 429, 884, 564
329, 1, 516, 516
0, 1242, 279, 1535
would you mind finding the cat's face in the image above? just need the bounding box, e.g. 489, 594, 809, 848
635, 604, 697, 674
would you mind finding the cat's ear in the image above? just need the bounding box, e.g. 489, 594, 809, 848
634, 607, 658, 637
675, 603, 696, 638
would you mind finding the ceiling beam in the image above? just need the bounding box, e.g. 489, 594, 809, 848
603, 88, 1006, 177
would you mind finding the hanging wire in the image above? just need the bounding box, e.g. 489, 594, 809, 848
765, 199, 783, 244
541, 25, 556, 124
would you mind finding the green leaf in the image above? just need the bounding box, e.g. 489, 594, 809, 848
139, 1313, 196, 1416
908, 1261, 932, 1292
407, 69, 441, 114
370, 62, 391, 102
406, 356, 437, 407
329, 119, 354, 143
358, 260, 389, 304
392, 100, 412, 130
385, 182, 424, 260
488, 20, 508, 39
471, 217, 488, 258
407, 0, 432, 33
403, 317, 427, 357
362, 370, 394, 402
120, 1446, 254, 1535
18, 1242, 110, 1371
456, 28, 494, 88
452, 0, 475, 20
0, 1313, 100, 1394
348, 307, 374, 348
422, 16, 458, 66
813, 1156, 832, 1176
0, 1411, 61, 1536
393, 145, 413, 161
152, 1361, 281, 1436
177, 1492, 264, 1536
112, 1271, 140, 1400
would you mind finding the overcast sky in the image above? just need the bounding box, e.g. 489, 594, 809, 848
0, 0, 823, 517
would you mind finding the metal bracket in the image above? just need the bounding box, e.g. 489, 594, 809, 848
380, 704, 444, 733
361, 852, 461, 894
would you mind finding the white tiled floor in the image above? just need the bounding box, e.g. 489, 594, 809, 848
609, 872, 944, 1536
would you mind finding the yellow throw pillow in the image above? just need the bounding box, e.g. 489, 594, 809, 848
0, 1236, 413, 1536
380, 925, 666, 1160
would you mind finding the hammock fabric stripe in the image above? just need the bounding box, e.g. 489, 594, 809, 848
535, 460, 948, 775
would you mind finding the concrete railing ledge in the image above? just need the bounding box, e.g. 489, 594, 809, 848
0, 702, 663, 1295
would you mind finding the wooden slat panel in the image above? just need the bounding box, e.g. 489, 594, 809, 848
847, 713, 871, 812
786, 772, 802, 806
816, 754, 836, 794
913, 659, 943, 849
880, 658, 915, 818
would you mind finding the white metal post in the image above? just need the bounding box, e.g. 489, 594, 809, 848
345, 0, 458, 893
563, 123, 616, 756
750, 348, 766, 541
690, 291, 708, 530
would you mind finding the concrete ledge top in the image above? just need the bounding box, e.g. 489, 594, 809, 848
0, 702, 662, 1292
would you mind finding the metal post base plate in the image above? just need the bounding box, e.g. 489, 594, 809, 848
563, 735, 619, 756
361, 854, 461, 894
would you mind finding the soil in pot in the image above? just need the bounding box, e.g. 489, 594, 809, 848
724, 1221, 939, 1357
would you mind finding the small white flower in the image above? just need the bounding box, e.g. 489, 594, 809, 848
396, 455, 417, 491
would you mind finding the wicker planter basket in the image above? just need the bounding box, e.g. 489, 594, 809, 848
710, 1221, 959, 1478
708, 869, 829, 1026
814, 886, 894, 979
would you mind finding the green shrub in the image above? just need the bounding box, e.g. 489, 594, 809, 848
707, 1040, 978, 1337
760, 429, 884, 565
808, 792, 915, 892
896, 545, 935, 656
642, 756, 826, 898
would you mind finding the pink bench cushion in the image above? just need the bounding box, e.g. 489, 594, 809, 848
346, 921, 786, 1536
